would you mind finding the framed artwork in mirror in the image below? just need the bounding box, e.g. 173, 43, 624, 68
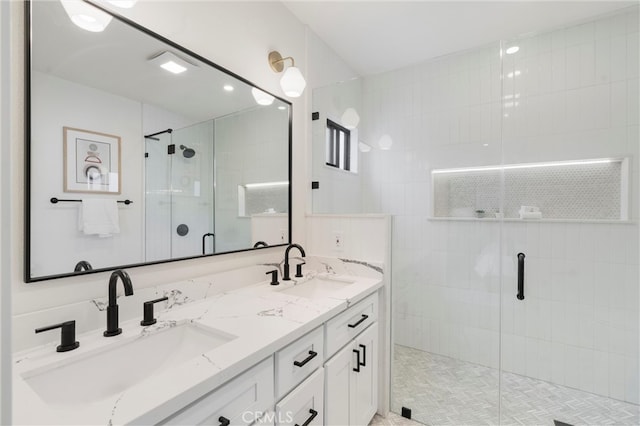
63, 126, 121, 194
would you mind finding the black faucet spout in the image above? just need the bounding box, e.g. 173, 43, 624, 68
283, 243, 306, 281
104, 270, 134, 337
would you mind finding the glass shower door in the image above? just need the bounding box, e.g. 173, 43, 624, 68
170, 121, 215, 258
388, 40, 505, 425
144, 131, 172, 262
499, 8, 639, 424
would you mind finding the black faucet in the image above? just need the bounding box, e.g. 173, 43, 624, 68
253, 241, 268, 248
104, 270, 134, 337
283, 243, 306, 281
74, 260, 92, 272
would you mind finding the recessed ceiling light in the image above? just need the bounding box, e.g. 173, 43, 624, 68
278, 106, 286, 110
161, 61, 187, 74
148, 51, 194, 75
223, 84, 234, 92
506, 46, 520, 55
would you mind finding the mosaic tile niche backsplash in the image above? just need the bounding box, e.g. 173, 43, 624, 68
433, 160, 626, 220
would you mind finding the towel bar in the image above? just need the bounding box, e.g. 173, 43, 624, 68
50, 197, 133, 205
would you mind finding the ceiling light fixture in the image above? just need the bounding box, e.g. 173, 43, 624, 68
60, 0, 113, 32
268, 51, 306, 98
148, 51, 194, 75
251, 88, 275, 106
223, 84, 234, 92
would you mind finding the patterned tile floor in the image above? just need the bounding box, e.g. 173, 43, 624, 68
391, 345, 640, 426
370, 412, 423, 425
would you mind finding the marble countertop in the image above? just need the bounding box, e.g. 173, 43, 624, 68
12, 268, 382, 425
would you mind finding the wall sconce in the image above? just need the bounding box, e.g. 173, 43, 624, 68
251, 88, 275, 106
358, 142, 372, 153
268, 51, 306, 98
379, 134, 393, 150
60, 0, 113, 32
341, 108, 360, 130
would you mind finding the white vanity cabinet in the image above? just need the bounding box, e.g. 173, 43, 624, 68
157, 290, 380, 426
324, 293, 379, 426
159, 357, 274, 426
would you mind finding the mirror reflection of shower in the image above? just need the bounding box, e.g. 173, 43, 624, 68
144, 121, 215, 262
180, 144, 195, 158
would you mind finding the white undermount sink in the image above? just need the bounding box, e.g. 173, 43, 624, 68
279, 275, 356, 299
22, 322, 236, 405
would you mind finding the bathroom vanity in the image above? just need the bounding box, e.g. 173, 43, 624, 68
12, 267, 382, 425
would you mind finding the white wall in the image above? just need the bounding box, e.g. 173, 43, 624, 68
359, 7, 639, 404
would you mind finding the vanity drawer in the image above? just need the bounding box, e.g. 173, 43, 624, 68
275, 368, 324, 426
275, 326, 324, 399
160, 357, 274, 426
325, 292, 378, 358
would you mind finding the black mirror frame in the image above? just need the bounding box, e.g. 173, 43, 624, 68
24, 0, 293, 283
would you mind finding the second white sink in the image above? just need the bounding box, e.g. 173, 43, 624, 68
22, 322, 236, 405
279, 275, 355, 299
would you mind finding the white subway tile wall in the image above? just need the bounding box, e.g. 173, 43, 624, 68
357, 6, 639, 405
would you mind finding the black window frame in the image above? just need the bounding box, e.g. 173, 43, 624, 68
325, 119, 351, 171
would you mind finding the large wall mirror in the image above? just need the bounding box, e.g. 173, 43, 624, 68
26, 0, 291, 282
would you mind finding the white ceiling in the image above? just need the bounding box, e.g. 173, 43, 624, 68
283, 1, 637, 76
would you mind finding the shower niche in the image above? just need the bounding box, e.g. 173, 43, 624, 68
431, 157, 630, 221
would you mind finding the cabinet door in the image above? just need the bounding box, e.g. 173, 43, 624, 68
324, 343, 352, 426
351, 323, 378, 426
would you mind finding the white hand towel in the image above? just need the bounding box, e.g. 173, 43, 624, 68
78, 199, 120, 237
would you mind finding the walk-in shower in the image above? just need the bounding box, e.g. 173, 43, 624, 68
385, 7, 640, 425
313, 4, 639, 425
